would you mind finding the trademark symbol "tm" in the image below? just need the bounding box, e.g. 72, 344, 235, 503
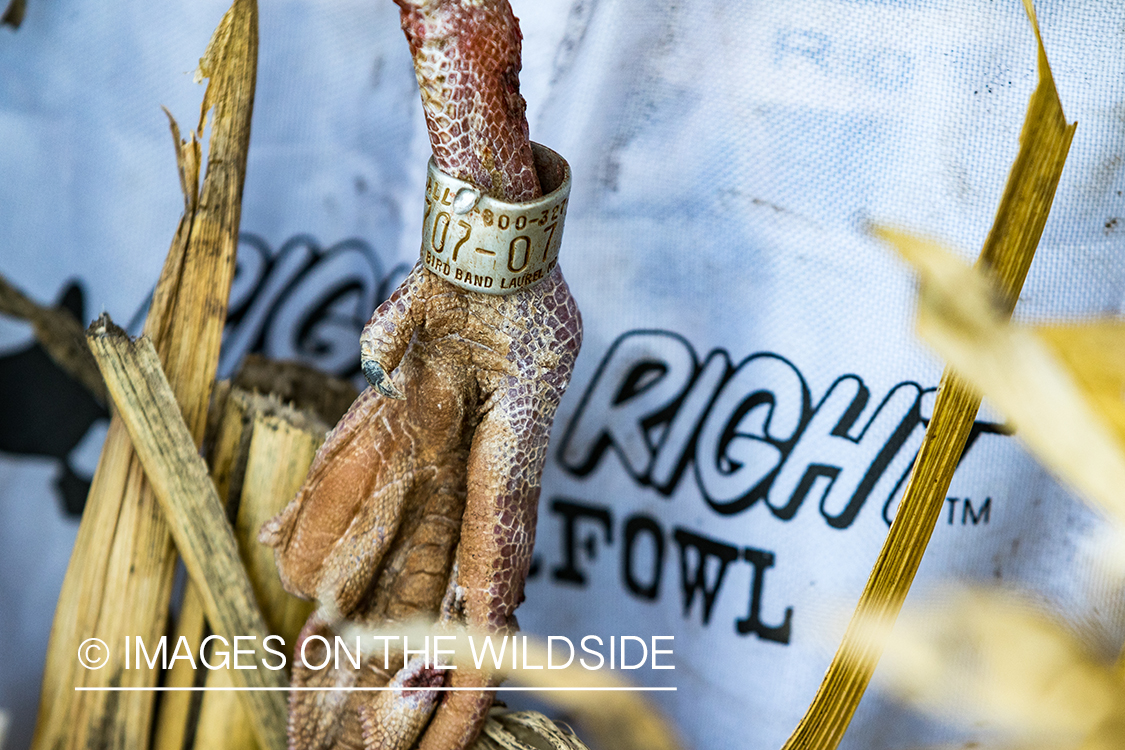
944, 497, 991, 526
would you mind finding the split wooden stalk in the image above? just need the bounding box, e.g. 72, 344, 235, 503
152, 587, 210, 750
155, 367, 353, 749
85, 320, 287, 750
192, 393, 322, 750
31, 2, 257, 749
781, 3, 1076, 749
153, 380, 244, 750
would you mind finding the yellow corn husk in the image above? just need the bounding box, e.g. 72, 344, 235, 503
880, 231, 1125, 527
0, 274, 107, 404
877, 590, 1125, 749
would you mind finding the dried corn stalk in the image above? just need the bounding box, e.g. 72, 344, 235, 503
32, 1, 258, 748
781, 3, 1076, 748
191, 394, 322, 750
85, 319, 287, 750
474, 709, 590, 750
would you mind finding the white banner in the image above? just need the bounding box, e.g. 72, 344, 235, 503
2, 2, 1123, 748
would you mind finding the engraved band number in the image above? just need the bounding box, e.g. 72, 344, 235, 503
507, 235, 531, 273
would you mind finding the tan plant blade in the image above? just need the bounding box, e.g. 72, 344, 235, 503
877, 590, 1125, 748
32, 2, 257, 748
881, 230, 1125, 527
781, 4, 1076, 749
86, 316, 287, 750
1036, 324, 1125, 449
0, 272, 107, 404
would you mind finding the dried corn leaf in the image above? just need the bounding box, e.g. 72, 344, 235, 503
781, 3, 1075, 749
881, 225, 1125, 678
878, 590, 1125, 748
879, 229, 1125, 526
1036, 324, 1125, 450
0, 273, 107, 404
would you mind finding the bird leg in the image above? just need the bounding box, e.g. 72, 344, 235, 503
261, 2, 582, 748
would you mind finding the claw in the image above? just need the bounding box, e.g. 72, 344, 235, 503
363, 357, 405, 400
360, 656, 443, 750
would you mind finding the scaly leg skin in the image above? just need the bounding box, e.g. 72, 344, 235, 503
286, 616, 444, 750
261, 2, 582, 748
360, 657, 445, 750
389, 6, 584, 744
